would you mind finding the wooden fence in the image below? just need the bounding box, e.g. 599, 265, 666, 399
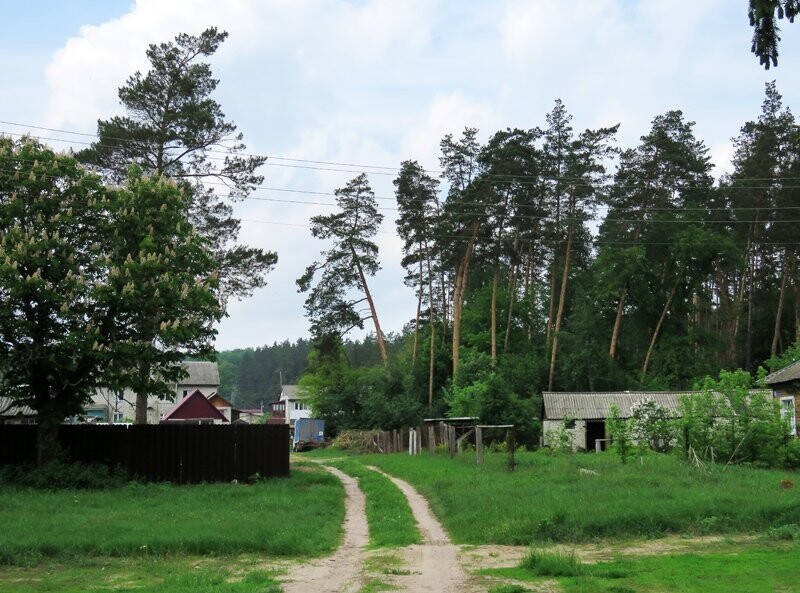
368, 422, 517, 469
0, 424, 290, 483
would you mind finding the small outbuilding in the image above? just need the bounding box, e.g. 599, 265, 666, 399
765, 361, 800, 436
542, 391, 689, 451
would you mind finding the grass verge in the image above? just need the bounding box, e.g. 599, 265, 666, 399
484, 539, 800, 593
359, 450, 800, 544
0, 463, 343, 565
0, 555, 285, 593
329, 460, 420, 548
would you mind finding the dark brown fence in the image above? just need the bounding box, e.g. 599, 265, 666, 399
0, 424, 289, 483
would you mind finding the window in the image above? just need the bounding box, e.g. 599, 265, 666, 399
780, 397, 796, 436
112, 412, 123, 423
183, 390, 188, 397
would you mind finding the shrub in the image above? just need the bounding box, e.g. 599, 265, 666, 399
0, 461, 128, 490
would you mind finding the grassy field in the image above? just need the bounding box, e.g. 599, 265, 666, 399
485, 538, 800, 593
0, 463, 344, 565
329, 459, 420, 548
357, 449, 800, 544
0, 556, 285, 593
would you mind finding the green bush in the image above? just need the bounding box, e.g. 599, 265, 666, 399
0, 461, 128, 490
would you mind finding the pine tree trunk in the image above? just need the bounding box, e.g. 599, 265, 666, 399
452, 221, 478, 379
609, 285, 627, 359
548, 223, 573, 391
523, 243, 533, 341
491, 266, 499, 365
771, 251, 790, 357
411, 257, 424, 366
427, 253, 436, 412
731, 223, 754, 365
746, 248, 756, 371
546, 262, 557, 346
504, 264, 518, 353
350, 244, 388, 365
641, 277, 680, 381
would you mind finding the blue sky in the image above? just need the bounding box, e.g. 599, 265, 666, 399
2, 0, 799, 350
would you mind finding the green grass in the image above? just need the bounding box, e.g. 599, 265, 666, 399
0, 556, 285, 593
487, 540, 800, 593
329, 460, 420, 548
358, 450, 800, 544
0, 464, 344, 565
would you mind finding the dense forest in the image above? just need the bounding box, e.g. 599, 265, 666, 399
221, 82, 800, 442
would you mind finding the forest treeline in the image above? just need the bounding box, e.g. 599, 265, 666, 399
227, 82, 800, 441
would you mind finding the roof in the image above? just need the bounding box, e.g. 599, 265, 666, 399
542, 391, 695, 420
161, 390, 228, 422
207, 392, 232, 408
0, 397, 36, 418
178, 361, 220, 387
543, 390, 772, 420
280, 385, 302, 400
765, 360, 800, 385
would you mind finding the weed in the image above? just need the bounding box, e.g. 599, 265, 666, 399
766, 523, 800, 540
520, 549, 586, 577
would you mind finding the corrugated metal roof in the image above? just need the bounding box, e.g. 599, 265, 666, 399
765, 360, 800, 385
0, 396, 36, 417
179, 361, 219, 386
543, 391, 694, 420
543, 390, 772, 420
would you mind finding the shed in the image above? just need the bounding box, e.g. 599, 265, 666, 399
765, 360, 800, 436
542, 391, 692, 451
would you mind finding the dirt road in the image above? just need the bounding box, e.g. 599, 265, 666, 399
281, 465, 369, 593
283, 462, 480, 592
366, 466, 479, 593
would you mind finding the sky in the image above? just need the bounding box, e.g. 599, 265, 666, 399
2, 0, 800, 351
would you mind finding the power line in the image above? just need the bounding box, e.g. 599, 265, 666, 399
5, 119, 800, 186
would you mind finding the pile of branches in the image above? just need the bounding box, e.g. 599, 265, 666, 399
332, 430, 385, 453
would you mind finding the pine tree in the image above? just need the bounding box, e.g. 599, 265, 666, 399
298, 174, 388, 364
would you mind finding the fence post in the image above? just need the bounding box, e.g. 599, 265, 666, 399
507, 427, 517, 472
428, 424, 435, 454
476, 426, 483, 465
448, 425, 456, 458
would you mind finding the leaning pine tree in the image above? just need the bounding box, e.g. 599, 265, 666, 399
297, 173, 388, 364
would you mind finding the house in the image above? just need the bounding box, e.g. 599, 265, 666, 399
278, 384, 311, 428
542, 391, 692, 451
176, 361, 220, 400
160, 389, 229, 424
207, 392, 239, 423
765, 361, 800, 436
87, 361, 221, 424
0, 397, 37, 425
265, 385, 311, 427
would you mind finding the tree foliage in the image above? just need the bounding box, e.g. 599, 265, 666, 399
749, 0, 799, 68
0, 138, 220, 459
77, 27, 277, 306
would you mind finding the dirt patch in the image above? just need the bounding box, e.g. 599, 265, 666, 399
281, 465, 369, 593
367, 465, 482, 592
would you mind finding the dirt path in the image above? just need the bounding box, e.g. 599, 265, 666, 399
281, 465, 369, 593
367, 466, 480, 593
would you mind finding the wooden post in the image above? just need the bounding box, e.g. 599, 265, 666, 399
428, 424, 435, 454
507, 427, 517, 472
476, 426, 483, 465
448, 425, 456, 458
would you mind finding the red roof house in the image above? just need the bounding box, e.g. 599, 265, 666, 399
161, 390, 229, 424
